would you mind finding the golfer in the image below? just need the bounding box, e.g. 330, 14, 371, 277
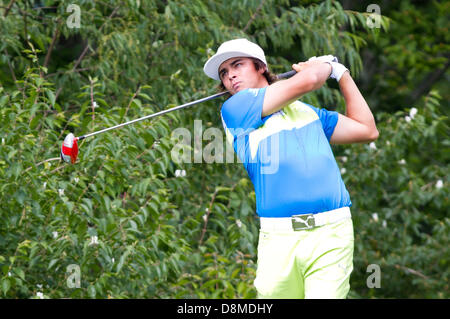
203, 38, 379, 299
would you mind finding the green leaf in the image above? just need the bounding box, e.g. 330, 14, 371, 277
88, 285, 96, 298
1, 279, 10, 295
132, 98, 142, 108
0, 95, 9, 107
14, 268, 25, 281
46, 90, 55, 106
116, 248, 132, 274
48, 259, 58, 270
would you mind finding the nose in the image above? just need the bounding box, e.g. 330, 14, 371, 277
227, 68, 237, 80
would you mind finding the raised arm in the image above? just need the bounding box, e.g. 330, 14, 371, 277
329, 71, 379, 144
262, 60, 331, 117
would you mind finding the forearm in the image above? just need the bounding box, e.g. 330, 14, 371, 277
262, 62, 331, 117
291, 61, 332, 91
309, 62, 333, 90
339, 72, 377, 132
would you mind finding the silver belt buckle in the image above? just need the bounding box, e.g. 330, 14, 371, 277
291, 214, 315, 230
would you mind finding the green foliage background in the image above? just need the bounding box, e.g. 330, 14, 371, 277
0, 0, 448, 298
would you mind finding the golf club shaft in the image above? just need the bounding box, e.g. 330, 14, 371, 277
77, 70, 298, 141
78, 91, 227, 140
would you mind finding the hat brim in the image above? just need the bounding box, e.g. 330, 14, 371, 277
203, 51, 266, 81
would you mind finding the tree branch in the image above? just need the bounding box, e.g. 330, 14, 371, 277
24, 157, 61, 173
3, 0, 16, 17
90, 78, 95, 124
410, 57, 450, 103
3, 48, 18, 87
394, 264, 429, 280
55, 6, 121, 105
199, 189, 219, 245
43, 18, 62, 71
71, 44, 91, 73
46, 67, 92, 78
122, 84, 142, 121
243, 0, 266, 33
71, 6, 120, 72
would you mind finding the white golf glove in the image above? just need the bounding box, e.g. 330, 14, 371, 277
308, 55, 338, 63
308, 55, 349, 82
329, 61, 349, 82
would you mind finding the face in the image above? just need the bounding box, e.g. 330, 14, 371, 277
218, 57, 268, 95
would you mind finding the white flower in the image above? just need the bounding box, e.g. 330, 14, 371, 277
36, 284, 43, 289
341, 156, 348, 163
111, 258, 115, 263
52, 231, 58, 239
36, 292, 44, 299
93, 101, 98, 108
58, 188, 64, 196
386, 141, 391, 146
436, 180, 443, 189
399, 159, 406, 165
371, 213, 379, 222
74, 177, 79, 183
340, 168, 346, 174
43, 182, 47, 189
202, 214, 207, 222
175, 169, 186, 177
1, 138, 4, 145
236, 219, 242, 228
8, 272, 11, 277
382, 220, 387, 228
89, 236, 99, 245
409, 107, 418, 119
369, 142, 377, 150
405, 116, 411, 122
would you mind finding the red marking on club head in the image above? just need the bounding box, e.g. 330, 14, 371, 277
61, 133, 79, 164
71, 137, 79, 164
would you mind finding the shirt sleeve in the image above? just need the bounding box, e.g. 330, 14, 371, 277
220, 87, 266, 139
308, 104, 339, 141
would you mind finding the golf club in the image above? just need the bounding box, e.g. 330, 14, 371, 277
60, 69, 298, 164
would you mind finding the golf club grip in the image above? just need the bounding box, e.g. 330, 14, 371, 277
277, 70, 297, 79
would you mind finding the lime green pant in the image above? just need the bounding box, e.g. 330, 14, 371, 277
254, 217, 354, 299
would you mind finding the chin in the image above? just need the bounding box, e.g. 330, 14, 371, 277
234, 86, 246, 94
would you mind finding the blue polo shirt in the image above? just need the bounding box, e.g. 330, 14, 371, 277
220, 87, 351, 218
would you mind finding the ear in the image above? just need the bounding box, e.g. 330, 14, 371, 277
259, 66, 267, 75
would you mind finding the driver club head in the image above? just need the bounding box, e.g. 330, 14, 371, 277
61, 133, 79, 164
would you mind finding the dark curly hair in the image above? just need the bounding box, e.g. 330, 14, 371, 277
217, 58, 278, 94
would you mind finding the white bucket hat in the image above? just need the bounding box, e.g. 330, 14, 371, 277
203, 38, 267, 81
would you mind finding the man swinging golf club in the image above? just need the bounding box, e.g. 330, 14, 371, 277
203, 38, 379, 299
